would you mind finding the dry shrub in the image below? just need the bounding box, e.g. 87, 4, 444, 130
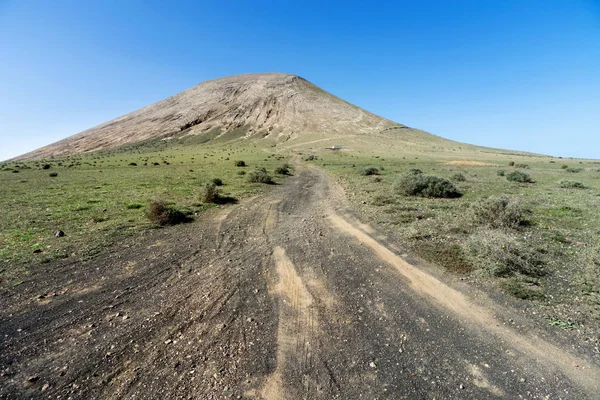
471, 196, 529, 229
146, 201, 188, 226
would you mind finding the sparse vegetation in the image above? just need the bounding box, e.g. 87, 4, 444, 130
395, 173, 461, 198
125, 202, 144, 209
514, 163, 529, 168
565, 167, 583, 173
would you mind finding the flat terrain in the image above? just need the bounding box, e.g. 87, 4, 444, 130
2, 162, 599, 399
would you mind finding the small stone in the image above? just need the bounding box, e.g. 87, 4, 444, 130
459, 384, 465, 389
369, 361, 377, 368
165, 339, 173, 345
27, 376, 40, 383
54, 230, 65, 238
519, 378, 526, 383
33, 248, 42, 254
41, 383, 50, 392
246, 317, 253, 323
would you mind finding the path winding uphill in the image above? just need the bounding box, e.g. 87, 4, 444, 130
1, 164, 599, 399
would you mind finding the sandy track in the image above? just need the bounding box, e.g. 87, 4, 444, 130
1, 164, 599, 399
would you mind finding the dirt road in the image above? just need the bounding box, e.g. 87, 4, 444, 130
1, 165, 599, 399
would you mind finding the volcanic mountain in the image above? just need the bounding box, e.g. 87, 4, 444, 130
15, 73, 407, 160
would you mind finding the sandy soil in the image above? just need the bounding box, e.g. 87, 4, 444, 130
1, 164, 599, 399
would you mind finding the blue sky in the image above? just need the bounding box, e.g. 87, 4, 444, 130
1, 0, 599, 160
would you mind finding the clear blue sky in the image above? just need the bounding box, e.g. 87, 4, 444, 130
1, 0, 599, 161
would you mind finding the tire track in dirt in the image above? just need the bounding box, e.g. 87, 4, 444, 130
327, 208, 600, 394
259, 246, 319, 400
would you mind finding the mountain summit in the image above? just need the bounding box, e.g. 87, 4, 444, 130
15, 73, 401, 160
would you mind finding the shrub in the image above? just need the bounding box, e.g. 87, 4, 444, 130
49, 172, 58, 177
506, 171, 533, 183
408, 168, 423, 175
237, 170, 246, 175
275, 165, 291, 175
42, 164, 51, 170
565, 167, 583, 173
514, 163, 529, 169
497, 170, 505, 176
558, 180, 586, 189
561, 165, 569, 169
452, 173, 466, 182
395, 173, 461, 198
465, 230, 545, 277
202, 182, 220, 203
247, 169, 273, 184
412, 241, 473, 273
361, 167, 380, 176
211, 178, 223, 186
146, 201, 189, 226
128, 162, 137, 166
234, 160, 246, 167
508, 161, 515, 166
304, 155, 318, 161
471, 196, 529, 229
126, 202, 144, 209
373, 176, 383, 183
501, 278, 544, 300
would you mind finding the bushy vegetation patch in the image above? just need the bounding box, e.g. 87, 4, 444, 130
275, 164, 291, 175
506, 171, 533, 183
465, 230, 545, 277
514, 163, 529, 168
501, 277, 544, 300
234, 160, 246, 167
361, 167, 380, 176
558, 180, 586, 189
471, 196, 529, 229
211, 178, 223, 186
412, 240, 472, 273
202, 182, 220, 203
146, 201, 190, 226
395, 173, 461, 198
125, 202, 144, 210
451, 173, 466, 182
247, 169, 273, 184
565, 167, 583, 173
496, 170, 505, 176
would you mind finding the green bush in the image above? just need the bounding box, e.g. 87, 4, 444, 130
408, 168, 423, 175
126, 202, 144, 209
237, 170, 246, 175
42, 164, 51, 170
202, 182, 220, 203
497, 170, 505, 176
565, 167, 583, 173
49, 172, 58, 177
211, 178, 223, 186
558, 180, 586, 189
234, 160, 246, 167
247, 169, 273, 184
395, 173, 461, 198
471, 196, 529, 229
275, 165, 291, 175
361, 167, 380, 176
514, 163, 529, 169
465, 230, 545, 277
452, 173, 466, 182
146, 201, 189, 226
508, 161, 515, 166
561, 165, 569, 169
506, 171, 533, 183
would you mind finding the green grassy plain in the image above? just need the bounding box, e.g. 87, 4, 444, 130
0, 137, 289, 280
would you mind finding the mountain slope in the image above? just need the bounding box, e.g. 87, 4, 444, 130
15, 73, 402, 160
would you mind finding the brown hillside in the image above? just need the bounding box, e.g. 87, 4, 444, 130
15, 73, 401, 160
